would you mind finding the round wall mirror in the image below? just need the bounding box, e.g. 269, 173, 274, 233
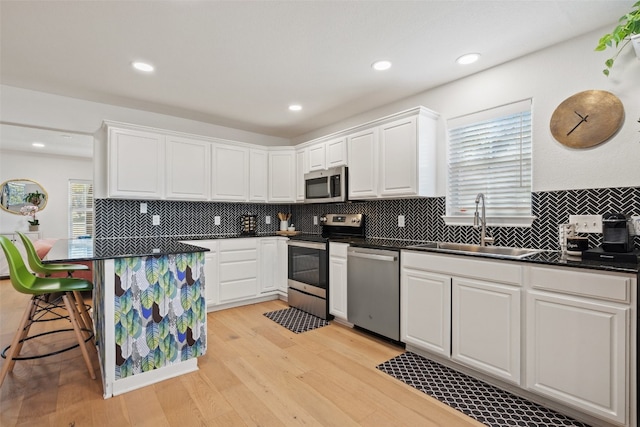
0, 179, 48, 215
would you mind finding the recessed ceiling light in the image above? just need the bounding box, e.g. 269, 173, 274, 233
456, 53, 480, 65
132, 61, 154, 72
289, 104, 302, 111
32, 142, 45, 148
372, 60, 392, 71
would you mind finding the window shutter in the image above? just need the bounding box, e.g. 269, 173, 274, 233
68, 180, 94, 238
447, 100, 532, 218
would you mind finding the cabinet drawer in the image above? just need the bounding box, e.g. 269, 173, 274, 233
529, 266, 632, 303
402, 251, 522, 286
219, 260, 257, 282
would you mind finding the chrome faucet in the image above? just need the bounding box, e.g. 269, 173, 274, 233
474, 193, 494, 246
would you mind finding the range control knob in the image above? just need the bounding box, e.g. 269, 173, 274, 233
319, 216, 327, 223
351, 218, 360, 223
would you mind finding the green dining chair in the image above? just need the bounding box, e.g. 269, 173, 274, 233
0, 235, 96, 388
16, 231, 94, 332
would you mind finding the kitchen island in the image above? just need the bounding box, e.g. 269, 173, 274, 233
45, 237, 209, 398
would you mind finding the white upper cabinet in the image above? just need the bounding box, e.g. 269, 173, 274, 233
295, 148, 308, 202
106, 126, 165, 199
249, 149, 268, 202
348, 107, 438, 200
308, 143, 326, 171
166, 136, 210, 200
268, 149, 296, 202
325, 136, 348, 168
211, 144, 249, 201
347, 128, 378, 199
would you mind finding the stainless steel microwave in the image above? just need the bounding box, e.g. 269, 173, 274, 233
304, 166, 348, 203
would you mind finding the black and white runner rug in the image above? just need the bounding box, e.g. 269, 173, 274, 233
263, 307, 329, 334
377, 352, 590, 427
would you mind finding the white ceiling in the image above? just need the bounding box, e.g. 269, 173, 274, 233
0, 0, 632, 141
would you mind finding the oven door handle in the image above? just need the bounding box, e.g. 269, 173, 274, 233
348, 252, 397, 262
287, 240, 327, 250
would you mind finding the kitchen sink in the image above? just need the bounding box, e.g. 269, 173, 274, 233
407, 242, 541, 259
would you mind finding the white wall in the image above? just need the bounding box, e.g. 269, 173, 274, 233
0, 85, 289, 147
0, 151, 92, 239
293, 26, 640, 194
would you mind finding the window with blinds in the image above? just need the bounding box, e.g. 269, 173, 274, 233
447, 99, 532, 220
69, 180, 93, 238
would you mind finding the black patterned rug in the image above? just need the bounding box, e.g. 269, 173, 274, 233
377, 352, 590, 427
263, 307, 329, 334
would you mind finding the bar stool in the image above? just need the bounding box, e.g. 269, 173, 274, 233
16, 232, 93, 332
0, 236, 96, 387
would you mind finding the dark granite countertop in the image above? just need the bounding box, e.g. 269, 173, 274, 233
332, 237, 639, 274
43, 233, 292, 263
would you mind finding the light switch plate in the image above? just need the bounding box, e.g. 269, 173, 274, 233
214, 216, 221, 226
265, 216, 271, 225
140, 202, 147, 214
313, 216, 318, 226
152, 215, 160, 226
568, 214, 602, 233
398, 215, 405, 227
631, 215, 640, 236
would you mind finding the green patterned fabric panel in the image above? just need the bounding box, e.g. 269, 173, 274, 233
114, 252, 206, 379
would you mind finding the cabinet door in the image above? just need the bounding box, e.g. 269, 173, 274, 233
211, 144, 249, 201
379, 116, 417, 197
452, 278, 521, 385
308, 143, 326, 171
347, 128, 378, 199
401, 267, 451, 357
108, 127, 164, 198
204, 251, 218, 307
329, 254, 348, 320
295, 148, 308, 202
249, 149, 268, 202
526, 290, 628, 425
276, 239, 288, 292
259, 238, 278, 293
165, 136, 210, 200
268, 150, 296, 202
326, 137, 348, 168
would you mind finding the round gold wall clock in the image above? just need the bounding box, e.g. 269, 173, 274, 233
549, 90, 624, 148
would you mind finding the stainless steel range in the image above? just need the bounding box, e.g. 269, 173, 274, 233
287, 213, 364, 319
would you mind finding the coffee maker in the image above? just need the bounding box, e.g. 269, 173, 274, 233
602, 212, 633, 253
583, 212, 638, 263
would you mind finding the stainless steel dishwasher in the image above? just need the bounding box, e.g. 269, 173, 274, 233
347, 246, 400, 341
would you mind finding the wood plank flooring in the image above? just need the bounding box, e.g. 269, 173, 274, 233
0, 280, 482, 426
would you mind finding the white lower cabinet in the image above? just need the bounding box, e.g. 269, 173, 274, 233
525, 266, 634, 426
401, 251, 637, 427
183, 237, 287, 310
401, 264, 451, 357
451, 277, 520, 384
329, 242, 349, 321
259, 237, 287, 294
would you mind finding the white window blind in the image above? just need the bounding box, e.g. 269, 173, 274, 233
69, 180, 93, 238
447, 99, 532, 218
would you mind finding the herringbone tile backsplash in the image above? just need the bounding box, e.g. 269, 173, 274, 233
96, 186, 639, 251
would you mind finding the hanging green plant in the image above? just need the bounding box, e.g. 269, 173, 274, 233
595, 1, 640, 76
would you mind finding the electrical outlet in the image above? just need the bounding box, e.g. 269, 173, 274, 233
214, 216, 221, 226
313, 216, 318, 226
631, 215, 640, 236
140, 202, 147, 214
152, 215, 160, 226
265, 216, 271, 225
398, 215, 405, 227
568, 214, 602, 233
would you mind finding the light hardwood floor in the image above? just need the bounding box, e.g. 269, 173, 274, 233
0, 280, 482, 426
